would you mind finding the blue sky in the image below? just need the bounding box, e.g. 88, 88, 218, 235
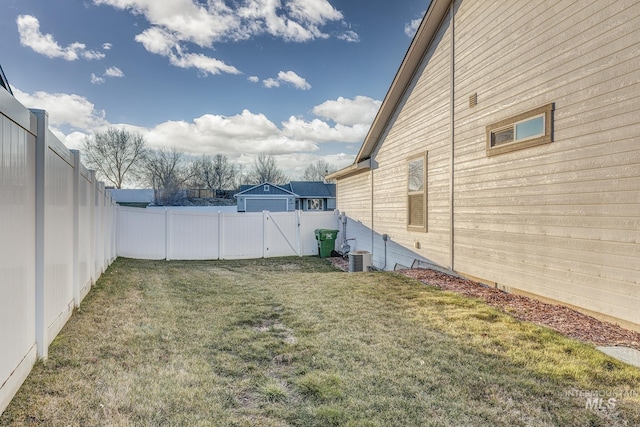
2, 0, 428, 180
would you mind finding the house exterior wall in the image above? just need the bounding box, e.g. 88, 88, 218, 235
450, 0, 640, 328
335, 171, 372, 228
370, 10, 453, 270
337, 0, 640, 329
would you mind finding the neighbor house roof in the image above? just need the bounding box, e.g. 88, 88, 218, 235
326, 0, 451, 180
289, 181, 336, 198
234, 182, 296, 197
235, 181, 336, 198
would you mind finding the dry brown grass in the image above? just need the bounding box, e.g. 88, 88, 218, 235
2, 257, 639, 426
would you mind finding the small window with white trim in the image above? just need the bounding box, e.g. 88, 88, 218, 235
486, 103, 554, 156
407, 153, 427, 232
263, 185, 269, 192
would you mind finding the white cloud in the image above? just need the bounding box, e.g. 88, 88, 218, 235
263, 78, 280, 88
91, 73, 106, 84
404, 12, 425, 38
104, 66, 125, 77
96, 0, 239, 46
312, 96, 381, 126
11, 87, 374, 178
273, 152, 355, 179
146, 110, 318, 156
248, 75, 259, 83
169, 52, 241, 76
102, 42, 113, 50
281, 116, 368, 143
278, 71, 311, 90
13, 88, 108, 131
93, 0, 357, 75
16, 15, 105, 61
134, 26, 176, 55
62, 131, 91, 150
91, 66, 125, 84
95, 0, 347, 44
263, 70, 310, 90
337, 30, 359, 43
287, 0, 343, 24
82, 50, 106, 60
134, 26, 240, 76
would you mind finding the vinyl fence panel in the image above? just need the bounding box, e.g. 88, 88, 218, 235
115, 208, 339, 261
167, 209, 220, 260
0, 97, 37, 415
1, 99, 115, 415
117, 207, 167, 259
80, 168, 94, 300
264, 211, 299, 258
43, 133, 75, 346
94, 183, 105, 276
220, 212, 265, 259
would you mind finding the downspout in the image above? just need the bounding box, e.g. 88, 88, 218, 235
448, 0, 455, 271
371, 162, 375, 260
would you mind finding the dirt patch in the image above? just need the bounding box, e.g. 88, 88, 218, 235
254, 321, 298, 345
396, 268, 640, 351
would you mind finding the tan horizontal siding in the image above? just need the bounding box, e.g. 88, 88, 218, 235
454, 246, 639, 324
336, 171, 372, 228
370, 11, 453, 269
452, 0, 640, 326
336, 0, 639, 328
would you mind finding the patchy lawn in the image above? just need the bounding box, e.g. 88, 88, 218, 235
2, 257, 639, 426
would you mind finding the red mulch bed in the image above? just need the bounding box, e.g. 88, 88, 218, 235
328, 257, 640, 350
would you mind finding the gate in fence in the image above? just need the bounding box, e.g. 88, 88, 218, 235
116, 207, 340, 260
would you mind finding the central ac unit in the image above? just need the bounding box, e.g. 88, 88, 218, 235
348, 250, 372, 272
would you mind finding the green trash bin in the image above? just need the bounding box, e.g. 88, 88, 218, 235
314, 229, 339, 258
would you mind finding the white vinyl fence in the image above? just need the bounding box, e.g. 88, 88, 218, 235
117, 207, 341, 260
1, 91, 116, 415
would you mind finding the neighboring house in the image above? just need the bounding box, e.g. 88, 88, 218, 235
289, 181, 336, 211
234, 181, 336, 213
328, 0, 640, 330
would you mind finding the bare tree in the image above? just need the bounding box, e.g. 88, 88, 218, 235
249, 153, 288, 185
143, 147, 194, 205
302, 160, 337, 182
193, 154, 235, 193
234, 163, 252, 189
82, 127, 147, 188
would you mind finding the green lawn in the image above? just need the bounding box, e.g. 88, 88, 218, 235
2, 257, 639, 426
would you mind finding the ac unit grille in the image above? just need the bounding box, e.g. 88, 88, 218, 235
349, 251, 372, 272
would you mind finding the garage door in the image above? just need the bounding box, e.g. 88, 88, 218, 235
245, 198, 288, 212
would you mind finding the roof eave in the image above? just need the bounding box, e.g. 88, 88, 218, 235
233, 181, 297, 197
354, 0, 451, 164
325, 159, 372, 180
